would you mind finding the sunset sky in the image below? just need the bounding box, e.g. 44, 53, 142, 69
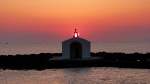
0, 0, 150, 55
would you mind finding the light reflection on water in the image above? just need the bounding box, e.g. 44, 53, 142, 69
0, 67, 150, 84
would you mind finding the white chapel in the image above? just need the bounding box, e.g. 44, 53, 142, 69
61, 29, 91, 60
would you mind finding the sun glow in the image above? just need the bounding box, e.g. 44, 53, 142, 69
74, 28, 79, 38
0, 0, 150, 53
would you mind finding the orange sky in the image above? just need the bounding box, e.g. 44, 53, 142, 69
0, 0, 150, 54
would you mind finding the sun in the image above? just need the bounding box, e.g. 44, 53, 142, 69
74, 28, 79, 38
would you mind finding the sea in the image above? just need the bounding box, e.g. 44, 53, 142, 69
0, 67, 150, 84
0, 42, 150, 55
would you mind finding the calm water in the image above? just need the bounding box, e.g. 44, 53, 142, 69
0, 67, 150, 84
0, 43, 150, 55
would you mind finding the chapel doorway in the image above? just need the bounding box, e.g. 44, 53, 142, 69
70, 42, 82, 59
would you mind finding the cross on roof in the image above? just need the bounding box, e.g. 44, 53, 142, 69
73, 28, 79, 38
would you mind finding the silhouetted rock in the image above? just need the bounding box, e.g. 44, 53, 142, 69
0, 52, 150, 70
